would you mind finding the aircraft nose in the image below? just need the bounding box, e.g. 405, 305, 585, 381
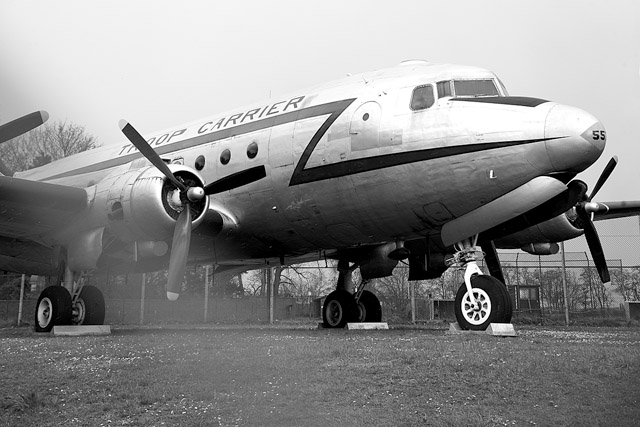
544, 104, 606, 173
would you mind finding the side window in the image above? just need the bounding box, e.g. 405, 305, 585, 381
437, 81, 452, 98
410, 85, 435, 110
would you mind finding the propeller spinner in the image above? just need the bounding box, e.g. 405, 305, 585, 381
119, 120, 267, 300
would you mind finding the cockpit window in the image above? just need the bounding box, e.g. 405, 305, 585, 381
410, 85, 435, 110
496, 77, 509, 96
437, 81, 452, 98
452, 79, 499, 97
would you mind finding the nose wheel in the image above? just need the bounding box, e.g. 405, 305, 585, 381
455, 275, 510, 330
449, 238, 512, 330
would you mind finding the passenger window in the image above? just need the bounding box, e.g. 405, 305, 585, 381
195, 155, 205, 170
410, 85, 434, 110
437, 81, 452, 98
220, 149, 231, 165
246, 142, 258, 159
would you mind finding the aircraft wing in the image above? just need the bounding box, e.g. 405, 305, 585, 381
0, 176, 88, 239
592, 201, 640, 221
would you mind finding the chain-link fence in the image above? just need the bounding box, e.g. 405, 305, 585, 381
2, 218, 639, 326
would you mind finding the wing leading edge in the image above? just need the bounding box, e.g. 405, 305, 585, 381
592, 201, 640, 221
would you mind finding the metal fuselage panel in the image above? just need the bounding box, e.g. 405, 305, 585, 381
13, 63, 602, 267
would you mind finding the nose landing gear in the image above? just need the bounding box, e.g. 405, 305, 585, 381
448, 237, 512, 330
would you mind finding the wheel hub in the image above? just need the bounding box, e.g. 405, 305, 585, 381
326, 300, 343, 326
72, 299, 86, 325
37, 297, 53, 328
462, 288, 492, 325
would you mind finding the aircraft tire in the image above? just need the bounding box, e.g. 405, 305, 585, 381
35, 286, 72, 333
454, 275, 508, 331
497, 280, 513, 323
323, 289, 356, 328
356, 290, 382, 322
75, 285, 105, 325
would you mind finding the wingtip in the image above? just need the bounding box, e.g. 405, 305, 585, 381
167, 291, 179, 301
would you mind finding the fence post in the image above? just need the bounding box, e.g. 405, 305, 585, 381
410, 281, 416, 324
267, 268, 274, 324
561, 242, 570, 326
140, 273, 146, 325
17, 274, 25, 326
204, 265, 210, 323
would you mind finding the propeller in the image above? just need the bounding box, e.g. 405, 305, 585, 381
0, 111, 49, 176
119, 120, 267, 300
573, 156, 618, 284
0, 110, 49, 145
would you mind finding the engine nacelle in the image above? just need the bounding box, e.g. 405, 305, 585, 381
64, 164, 209, 271
495, 212, 583, 250
521, 242, 560, 255
92, 164, 209, 243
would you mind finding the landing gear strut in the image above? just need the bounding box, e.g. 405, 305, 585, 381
448, 237, 512, 330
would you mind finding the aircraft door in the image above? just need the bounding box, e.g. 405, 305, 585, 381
350, 101, 381, 152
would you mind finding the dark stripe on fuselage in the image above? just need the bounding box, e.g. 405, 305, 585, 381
451, 96, 549, 107
289, 138, 557, 186
45, 99, 357, 180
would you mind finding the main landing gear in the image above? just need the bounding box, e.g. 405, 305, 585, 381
322, 261, 382, 328
449, 238, 512, 330
35, 272, 105, 332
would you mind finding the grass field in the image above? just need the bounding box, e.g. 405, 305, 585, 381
1, 322, 639, 426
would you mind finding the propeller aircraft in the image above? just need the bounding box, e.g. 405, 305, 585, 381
1, 60, 638, 332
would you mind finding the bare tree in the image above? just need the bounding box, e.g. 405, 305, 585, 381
0, 120, 98, 173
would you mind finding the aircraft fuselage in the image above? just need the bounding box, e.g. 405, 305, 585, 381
15, 61, 605, 271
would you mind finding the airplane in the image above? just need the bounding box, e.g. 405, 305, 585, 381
1, 59, 639, 332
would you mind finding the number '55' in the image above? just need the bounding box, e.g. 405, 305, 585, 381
592, 130, 606, 140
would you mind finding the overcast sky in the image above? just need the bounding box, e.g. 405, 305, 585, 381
1, 0, 639, 204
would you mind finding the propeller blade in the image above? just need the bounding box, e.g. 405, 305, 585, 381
577, 208, 610, 283
204, 165, 267, 195
0, 111, 49, 145
588, 156, 617, 201
166, 205, 192, 301
119, 119, 187, 192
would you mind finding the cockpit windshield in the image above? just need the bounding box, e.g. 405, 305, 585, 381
437, 79, 501, 98
454, 79, 499, 97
